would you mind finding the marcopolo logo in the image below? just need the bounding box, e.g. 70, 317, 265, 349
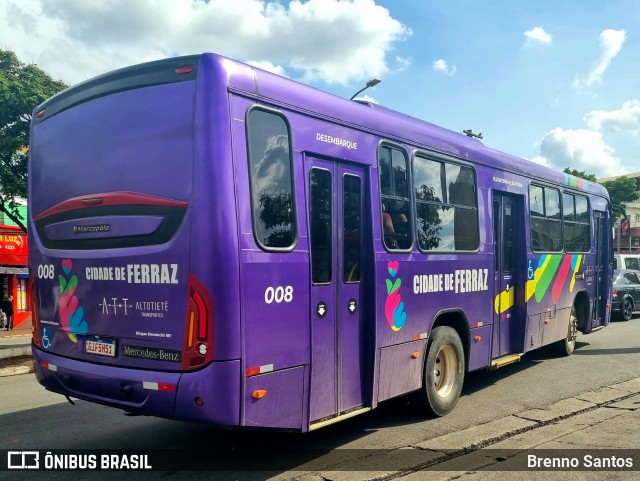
73, 224, 111, 234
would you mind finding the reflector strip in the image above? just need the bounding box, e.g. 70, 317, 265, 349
245, 364, 274, 377
412, 333, 428, 340
143, 382, 175, 391
40, 361, 57, 371
472, 321, 484, 328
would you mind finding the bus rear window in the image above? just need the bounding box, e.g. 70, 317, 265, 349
247, 109, 297, 250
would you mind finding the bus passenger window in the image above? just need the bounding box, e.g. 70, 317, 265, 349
414, 156, 478, 252
378, 145, 412, 250
247, 109, 297, 250
529, 185, 562, 253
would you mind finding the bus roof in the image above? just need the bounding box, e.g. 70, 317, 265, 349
34, 52, 608, 200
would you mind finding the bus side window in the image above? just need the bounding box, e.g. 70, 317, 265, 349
378, 145, 412, 250
247, 109, 297, 250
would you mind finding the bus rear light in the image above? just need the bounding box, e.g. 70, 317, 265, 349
175, 66, 194, 75
187, 309, 195, 348
36, 109, 46, 118
182, 274, 214, 370
193, 291, 207, 339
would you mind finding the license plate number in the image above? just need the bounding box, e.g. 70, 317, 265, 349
85, 337, 116, 357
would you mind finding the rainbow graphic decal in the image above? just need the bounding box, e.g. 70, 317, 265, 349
58, 259, 89, 342
385, 261, 407, 331
564, 174, 589, 192
493, 254, 583, 313
525, 254, 583, 304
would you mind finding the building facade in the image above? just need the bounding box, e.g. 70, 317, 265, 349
598, 172, 640, 254
0, 201, 30, 328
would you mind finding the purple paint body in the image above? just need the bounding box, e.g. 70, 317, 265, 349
28, 53, 612, 431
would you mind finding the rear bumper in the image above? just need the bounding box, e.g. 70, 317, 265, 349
32, 346, 240, 425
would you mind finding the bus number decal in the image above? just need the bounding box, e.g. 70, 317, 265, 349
37, 264, 55, 279
264, 286, 294, 304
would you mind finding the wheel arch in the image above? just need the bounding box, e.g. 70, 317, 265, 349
429, 308, 471, 373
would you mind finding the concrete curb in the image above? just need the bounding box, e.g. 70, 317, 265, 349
0, 345, 31, 359
0, 362, 34, 377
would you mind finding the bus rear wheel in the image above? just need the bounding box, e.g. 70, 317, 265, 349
418, 326, 465, 417
553, 306, 577, 356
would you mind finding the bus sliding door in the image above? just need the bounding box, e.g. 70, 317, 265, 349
305, 156, 366, 423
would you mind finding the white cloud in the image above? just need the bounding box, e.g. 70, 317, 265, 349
0, 0, 411, 86
584, 100, 640, 136
573, 29, 626, 89
524, 27, 552, 46
433, 58, 457, 77
531, 127, 626, 178
352, 94, 378, 103
246, 60, 289, 78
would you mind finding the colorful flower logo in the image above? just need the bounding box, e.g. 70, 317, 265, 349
385, 261, 407, 331
58, 259, 89, 342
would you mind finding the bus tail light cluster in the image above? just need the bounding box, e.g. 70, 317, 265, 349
182, 274, 214, 370
29, 277, 42, 348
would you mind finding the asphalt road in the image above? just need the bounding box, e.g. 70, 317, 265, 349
1, 315, 639, 480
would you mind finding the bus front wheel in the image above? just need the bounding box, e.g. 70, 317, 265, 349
418, 326, 465, 417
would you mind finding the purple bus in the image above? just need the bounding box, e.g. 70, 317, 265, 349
29, 53, 612, 431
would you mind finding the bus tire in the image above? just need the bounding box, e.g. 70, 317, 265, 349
418, 326, 465, 417
553, 306, 577, 356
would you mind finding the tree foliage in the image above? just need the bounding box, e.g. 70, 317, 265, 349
601, 176, 640, 220
563, 167, 640, 221
0, 49, 67, 231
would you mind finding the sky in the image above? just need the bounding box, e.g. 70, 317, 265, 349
2, 0, 639, 179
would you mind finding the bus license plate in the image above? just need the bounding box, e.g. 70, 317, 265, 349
85, 337, 116, 357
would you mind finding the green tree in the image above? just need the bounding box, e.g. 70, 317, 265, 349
0, 49, 67, 231
601, 176, 640, 221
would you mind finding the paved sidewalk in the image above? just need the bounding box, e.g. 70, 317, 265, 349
0, 318, 33, 376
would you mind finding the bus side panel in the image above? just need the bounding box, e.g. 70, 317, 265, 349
231, 95, 311, 428
192, 56, 242, 361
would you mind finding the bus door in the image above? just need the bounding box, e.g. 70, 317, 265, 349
492, 192, 526, 356
592, 212, 609, 329
305, 156, 366, 422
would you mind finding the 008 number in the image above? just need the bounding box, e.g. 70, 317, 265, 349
264, 285, 293, 304
37, 264, 55, 279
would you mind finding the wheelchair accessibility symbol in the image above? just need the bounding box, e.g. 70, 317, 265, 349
527, 259, 535, 281
41, 327, 52, 350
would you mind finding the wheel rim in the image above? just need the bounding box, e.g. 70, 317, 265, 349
567, 313, 577, 348
624, 300, 632, 319
433, 344, 457, 398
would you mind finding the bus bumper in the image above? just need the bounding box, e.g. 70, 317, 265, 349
32, 346, 241, 426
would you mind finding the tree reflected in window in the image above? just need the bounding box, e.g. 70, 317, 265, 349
247, 111, 296, 249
